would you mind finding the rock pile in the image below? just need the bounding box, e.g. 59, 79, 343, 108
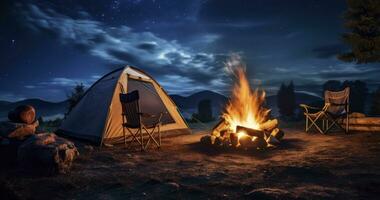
18, 133, 79, 175
0, 105, 79, 175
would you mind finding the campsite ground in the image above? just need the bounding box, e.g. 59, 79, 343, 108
1, 123, 380, 200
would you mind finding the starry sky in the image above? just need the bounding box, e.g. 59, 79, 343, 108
1, 0, 379, 102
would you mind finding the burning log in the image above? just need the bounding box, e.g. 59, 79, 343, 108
212, 119, 228, 137
236, 125, 266, 139
270, 128, 284, 141
259, 119, 278, 132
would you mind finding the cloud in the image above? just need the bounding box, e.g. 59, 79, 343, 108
18, 3, 228, 94
0, 93, 26, 102
312, 43, 347, 59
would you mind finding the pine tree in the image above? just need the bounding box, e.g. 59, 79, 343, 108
277, 82, 297, 118
339, 0, 380, 63
277, 83, 286, 117
370, 86, 380, 115
287, 81, 296, 116
342, 80, 368, 113
66, 83, 86, 115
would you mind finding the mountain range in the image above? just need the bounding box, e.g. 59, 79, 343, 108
0, 90, 322, 121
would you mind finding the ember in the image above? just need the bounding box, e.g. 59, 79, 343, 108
202, 55, 284, 149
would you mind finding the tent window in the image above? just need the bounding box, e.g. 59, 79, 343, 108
127, 79, 175, 125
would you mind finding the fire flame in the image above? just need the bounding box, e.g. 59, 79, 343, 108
222, 55, 270, 133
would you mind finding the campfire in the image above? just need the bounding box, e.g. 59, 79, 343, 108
201, 56, 284, 149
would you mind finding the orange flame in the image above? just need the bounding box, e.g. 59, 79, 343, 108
222, 55, 270, 133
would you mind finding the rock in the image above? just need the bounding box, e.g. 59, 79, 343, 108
0, 138, 24, 167
18, 133, 79, 175
8, 105, 36, 124
245, 188, 294, 200
0, 120, 39, 140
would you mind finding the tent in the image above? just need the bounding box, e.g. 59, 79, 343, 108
57, 66, 190, 145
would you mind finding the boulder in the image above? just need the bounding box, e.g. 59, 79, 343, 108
8, 105, 36, 124
0, 120, 39, 140
18, 133, 79, 175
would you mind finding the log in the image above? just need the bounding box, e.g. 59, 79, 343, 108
236, 125, 265, 139
270, 128, 284, 141
212, 119, 228, 137
8, 105, 36, 124
349, 112, 366, 118
339, 117, 380, 125
347, 125, 380, 132
259, 119, 278, 131
0, 120, 39, 140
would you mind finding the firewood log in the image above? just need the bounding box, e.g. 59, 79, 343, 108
347, 125, 380, 132
349, 112, 366, 118
8, 105, 36, 124
236, 125, 265, 139
212, 119, 228, 137
270, 128, 284, 141
259, 119, 278, 132
339, 117, 380, 125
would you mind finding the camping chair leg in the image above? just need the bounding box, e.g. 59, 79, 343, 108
143, 126, 160, 149
140, 127, 144, 151
346, 113, 349, 134
122, 127, 126, 147
158, 125, 161, 148
305, 116, 308, 132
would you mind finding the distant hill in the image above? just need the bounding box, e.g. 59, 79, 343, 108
0, 90, 322, 121
170, 90, 228, 109
0, 99, 68, 121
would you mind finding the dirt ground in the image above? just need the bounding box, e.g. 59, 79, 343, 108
1, 128, 380, 200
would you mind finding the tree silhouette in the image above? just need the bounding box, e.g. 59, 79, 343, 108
66, 83, 86, 115
342, 80, 368, 113
370, 86, 380, 116
339, 0, 380, 63
191, 99, 214, 122
277, 81, 296, 118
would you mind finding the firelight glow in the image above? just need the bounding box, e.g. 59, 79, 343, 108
222, 55, 271, 133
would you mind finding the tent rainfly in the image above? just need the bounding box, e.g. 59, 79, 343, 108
57, 66, 190, 145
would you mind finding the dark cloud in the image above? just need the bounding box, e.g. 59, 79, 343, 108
136, 42, 157, 52
312, 43, 347, 59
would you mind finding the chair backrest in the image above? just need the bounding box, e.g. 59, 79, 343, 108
120, 90, 141, 127
324, 87, 350, 115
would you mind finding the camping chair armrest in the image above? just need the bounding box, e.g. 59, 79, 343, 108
329, 103, 347, 106
300, 104, 321, 113
139, 113, 156, 118
140, 112, 167, 123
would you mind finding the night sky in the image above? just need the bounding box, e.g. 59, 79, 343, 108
1, 0, 378, 102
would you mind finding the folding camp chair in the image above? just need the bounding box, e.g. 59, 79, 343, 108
300, 87, 350, 134
119, 90, 163, 151
300, 103, 330, 134
323, 87, 350, 134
